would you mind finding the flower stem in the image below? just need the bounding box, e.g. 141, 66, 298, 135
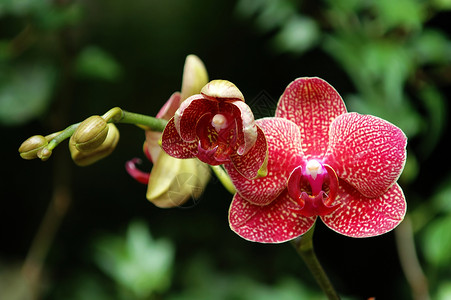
210, 165, 236, 194
39, 107, 167, 161
102, 107, 168, 131
291, 226, 340, 300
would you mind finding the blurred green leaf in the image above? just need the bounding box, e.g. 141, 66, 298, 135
373, 0, 425, 31
75, 46, 122, 81
168, 255, 323, 300
411, 29, 451, 65
0, 62, 56, 126
0, 0, 47, 17
272, 15, 320, 54
94, 220, 174, 300
437, 281, 451, 300
416, 84, 447, 156
422, 214, 451, 267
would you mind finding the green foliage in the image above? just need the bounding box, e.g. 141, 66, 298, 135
75, 46, 122, 82
0, 62, 56, 125
422, 215, 451, 266
93, 220, 174, 300
167, 255, 323, 300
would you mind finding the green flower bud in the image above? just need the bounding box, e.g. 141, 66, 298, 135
18, 135, 48, 160
69, 123, 120, 166
71, 116, 108, 152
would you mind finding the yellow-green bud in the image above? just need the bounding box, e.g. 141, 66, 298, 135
71, 116, 108, 152
69, 123, 120, 166
18, 135, 48, 160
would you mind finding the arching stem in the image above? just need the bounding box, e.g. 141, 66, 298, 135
291, 226, 341, 300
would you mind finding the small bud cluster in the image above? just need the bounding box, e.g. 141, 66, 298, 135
18, 114, 120, 166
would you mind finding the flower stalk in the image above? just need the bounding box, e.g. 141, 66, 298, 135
19, 107, 168, 162
291, 226, 340, 300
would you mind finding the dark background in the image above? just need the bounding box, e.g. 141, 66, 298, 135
1, 0, 450, 299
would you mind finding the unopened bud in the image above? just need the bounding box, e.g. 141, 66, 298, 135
72, 116, 108, 152
69, 123, 120, 166
18, 135, 48, 160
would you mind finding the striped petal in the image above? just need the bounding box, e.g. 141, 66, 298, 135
229, 124, 267, 179
161, 118, 198, 159
321, 181, 406, 237
225, 117, 304, 205
275, 77, 347, 158
174, 95, 218, 142
229, 191, 316, 243
324, 112, 407, 198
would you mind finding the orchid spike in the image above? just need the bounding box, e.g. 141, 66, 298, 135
226, 77, 407, 243
161, 79, 268, 179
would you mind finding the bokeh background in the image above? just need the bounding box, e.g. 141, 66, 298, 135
1, 0, 451, 299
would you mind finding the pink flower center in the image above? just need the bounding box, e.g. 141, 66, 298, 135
196, 112, 238, 164
287, 159, 339, 217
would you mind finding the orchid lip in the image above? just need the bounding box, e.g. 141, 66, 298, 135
287, 161, 339, 217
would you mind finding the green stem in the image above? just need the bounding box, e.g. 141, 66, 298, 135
291, 226, 340, 300
210, 165, 236, 194
38, 107, 167, 161
120, 110, 168, 132
102, 107, 168, 131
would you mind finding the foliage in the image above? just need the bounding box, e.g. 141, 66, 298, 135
2, 0, 451, 299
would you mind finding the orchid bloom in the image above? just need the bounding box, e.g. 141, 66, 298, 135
226, 77, 407, 243
126, 55, 210, 208
161, 80, 268, 179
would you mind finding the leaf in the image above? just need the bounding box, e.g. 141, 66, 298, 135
0, 62, 56, 126
422, 214, 451, 267
272, 15, 320, 54
93, 220, 174, 299
75, 46, 122, 81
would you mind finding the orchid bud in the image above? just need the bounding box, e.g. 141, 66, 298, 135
71, 116, 108, 152
18, 135, 48, 160
69, 123, 120, 166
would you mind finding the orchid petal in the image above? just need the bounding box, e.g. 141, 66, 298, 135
321, 181, 406, 237
125, 158, 150, 184
275, 77, 347, 158
228, 100, 258, 155
229, 191, 316, 243
174, 95, 218, 142
161, 118, 198, 159
145, 130, 162, 163
180, 54, 209, 101
229, 124, 267, 179
201, 80, 244, 102
156, 92, 182, 120
147, 151, 210, 208
325, 112, 407, 198
225, 117, 304, 205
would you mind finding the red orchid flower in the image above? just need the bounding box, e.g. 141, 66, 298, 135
126, 55, 210, 208
225, 77, 407, 243
161, 80, 268, 179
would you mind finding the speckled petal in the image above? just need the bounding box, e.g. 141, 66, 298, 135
325, 112, 407, 198
229, 191, 317, 243
161, 118, 198, 159
228, 100, 258, 155
225, 117, 304, 205
229, 124, 267, 179
321, 181, 406, 238
174, 95, 218, 142
275, 77, 347, 158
